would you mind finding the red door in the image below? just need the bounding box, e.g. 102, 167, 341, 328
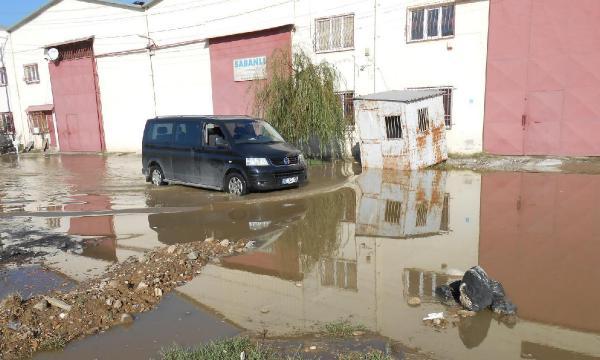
48, 41, 103, 152
484, 0, 600, 155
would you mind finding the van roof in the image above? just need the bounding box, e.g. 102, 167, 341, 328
149, 115, 256, 122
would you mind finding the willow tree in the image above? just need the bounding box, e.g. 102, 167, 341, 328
253, 49, 346, 158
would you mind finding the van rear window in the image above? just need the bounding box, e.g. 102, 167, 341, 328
149, 122, 173, 144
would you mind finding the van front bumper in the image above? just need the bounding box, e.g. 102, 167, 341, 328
246, 166, 307, 191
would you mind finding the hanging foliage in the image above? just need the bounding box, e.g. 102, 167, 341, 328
253, 49, 346, 158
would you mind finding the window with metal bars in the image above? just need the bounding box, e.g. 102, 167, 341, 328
337, 91, 354, 125
415, 202, 428, 227
315, 14, 354, 52
320, 258, 358, 290
408, 4, 455, 42
385, 200, 402, 224
417, 108, 430, 132
23, 64, 39, 84
28, 112, 50, 134
0, 67, 7, 86
409, 87, 453, 128
0, 112, 14, 134
385, 115, 403, 139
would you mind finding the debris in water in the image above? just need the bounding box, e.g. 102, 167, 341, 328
423, 312, 444, 321
408, 297, 421, 306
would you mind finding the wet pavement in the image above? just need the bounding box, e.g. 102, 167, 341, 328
2, 154, 600, 359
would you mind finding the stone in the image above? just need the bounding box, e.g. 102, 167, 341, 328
113, 300, 123, 309
407, 297, 421, 306
120, 313, 134, 324
219, 239, 230, 247
459, 266, 493, 312
260, 307, 269, 314
136, 282, 148, 291
8, 320, 20, 331
59, 313, 68, 319
154, 288, 163, 297
187, 251, 198, 261
205, 237, 214, 243
33, 300, 49, 311
166, 245, 177, 254
245, 241, 256, 249
105, 298, 114, 306
309, 346, 317, 350
352, 330, 365, 336
489, 279, 506, 302
44, 296, 72, 312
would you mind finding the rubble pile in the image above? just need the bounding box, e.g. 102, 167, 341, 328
0, 238, 248, 359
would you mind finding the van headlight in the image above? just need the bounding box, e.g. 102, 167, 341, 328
246, 157, 269, 166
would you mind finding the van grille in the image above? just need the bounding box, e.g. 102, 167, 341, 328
270, 155, 299, 166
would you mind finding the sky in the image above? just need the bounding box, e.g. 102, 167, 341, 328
0, 0, 131, 28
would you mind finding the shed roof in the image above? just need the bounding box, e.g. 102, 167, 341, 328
355, 89, 442, 103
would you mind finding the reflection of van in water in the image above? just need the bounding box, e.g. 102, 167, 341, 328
142, 116, 308, 195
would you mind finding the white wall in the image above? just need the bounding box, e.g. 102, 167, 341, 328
291, 0, 488, 154
4, 0, 151, 151
0, 30, 10, 114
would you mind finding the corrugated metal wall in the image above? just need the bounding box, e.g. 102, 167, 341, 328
484, 0, 600, 155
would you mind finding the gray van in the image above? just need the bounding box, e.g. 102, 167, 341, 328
142, 116, 307, 195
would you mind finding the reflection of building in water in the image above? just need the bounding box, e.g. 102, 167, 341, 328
356, 170, 450, 239
179, 170, 600, 360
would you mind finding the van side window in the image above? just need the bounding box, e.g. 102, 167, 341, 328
175, 122, 201, 147
204, 123, 226, 147
150, 122, 173, 144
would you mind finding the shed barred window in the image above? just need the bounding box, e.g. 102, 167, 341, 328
417, 108, 430, 132
409, 86, 453, 128
315, 14, 354, 52
409, 4, 455, 42
385, 115, 403, 139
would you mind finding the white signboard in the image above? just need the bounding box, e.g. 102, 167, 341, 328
233, 56, 267, 82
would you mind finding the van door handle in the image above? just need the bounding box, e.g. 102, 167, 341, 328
522, 114, 527, 129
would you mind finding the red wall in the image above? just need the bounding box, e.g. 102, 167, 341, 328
209, 26, 292, 115
484, 0, 600, 155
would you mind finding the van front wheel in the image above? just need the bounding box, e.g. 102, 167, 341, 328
150, 165, 166, 186
225, 172, 247, 196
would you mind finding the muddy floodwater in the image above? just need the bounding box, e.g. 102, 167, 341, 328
1, 154, 600, 359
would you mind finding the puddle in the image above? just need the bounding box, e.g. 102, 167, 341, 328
0, 265, 75, 300
2, 154, 600, 359
34, 293, 241, 360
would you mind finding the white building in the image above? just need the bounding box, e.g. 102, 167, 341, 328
2, 0, 489, 154
0, 28, 13, 135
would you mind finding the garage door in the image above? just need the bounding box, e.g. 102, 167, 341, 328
48, 39, 104, 152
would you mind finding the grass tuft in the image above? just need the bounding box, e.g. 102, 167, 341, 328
39, 336, 67, 351
322, 321, 367, 338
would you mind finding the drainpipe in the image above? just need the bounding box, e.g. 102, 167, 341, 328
142, 13, 157, 117
0, 34, 13, 141
373, 0, 377, 93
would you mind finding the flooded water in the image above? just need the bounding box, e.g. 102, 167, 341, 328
2, 154, 600, 359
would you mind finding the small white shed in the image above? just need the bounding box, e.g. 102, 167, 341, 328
355, 90, 448, 170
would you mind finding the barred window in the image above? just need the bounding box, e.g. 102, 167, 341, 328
409, 86, 453, 129
385, 115, 403, 139
417, 108, 430, 133
408, 4, 455, 42
315, 14, 354, 52
0, 112, 14, 134
337, 91, 354, 125
0, 67, 7, 86
24, 64, 40, 84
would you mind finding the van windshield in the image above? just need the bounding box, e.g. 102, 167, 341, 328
224, 120, 285, 144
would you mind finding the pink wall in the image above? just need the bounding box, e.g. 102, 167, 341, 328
484, 0, 600, 155
209, 26, 292, 116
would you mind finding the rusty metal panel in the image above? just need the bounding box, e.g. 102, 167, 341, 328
355, 96, 447, 170
485, 0, 600, 155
